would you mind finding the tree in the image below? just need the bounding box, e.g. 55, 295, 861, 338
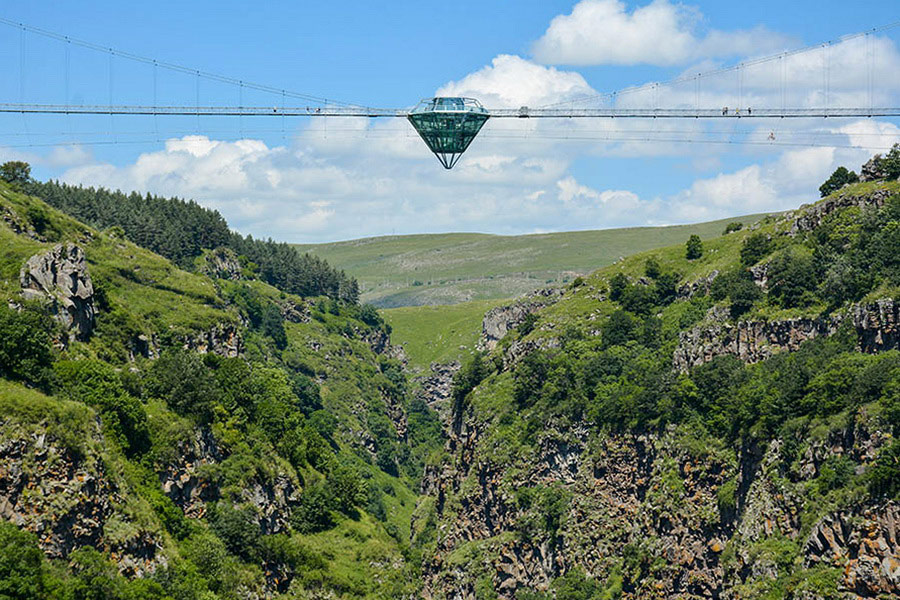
144, 350, 218, 420
0, 523, 47, 600
723, 222, 743, 234
601, 309, 636, 349
0, 305, 54, 388
0, 161, 31, 186
608, 273, 628, 301
685, 235, 703, 260
767, 250, 817, 308
819, 166, 859, 197
880, 143, 900, 180
740, 233, 773, 266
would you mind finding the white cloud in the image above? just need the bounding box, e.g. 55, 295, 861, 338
532, 0, 791, 66
437, 54, 595, 108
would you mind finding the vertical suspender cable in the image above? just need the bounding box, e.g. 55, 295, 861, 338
153, 60, 159, 141
20, 26, 29, 141
19, 26, 25, 102
65, 37, 70, 138
195, 70, 200, 133
109, 50, 114, 141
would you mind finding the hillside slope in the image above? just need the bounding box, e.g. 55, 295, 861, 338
417, 179, 900, 599
295, 215, 770, 307
0, 181, 441, 599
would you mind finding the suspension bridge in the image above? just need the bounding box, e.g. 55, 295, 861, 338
3, 17, 900, 168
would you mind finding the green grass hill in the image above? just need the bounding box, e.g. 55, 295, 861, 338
295, 214, 771, 307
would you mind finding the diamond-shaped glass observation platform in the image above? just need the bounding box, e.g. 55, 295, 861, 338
408, 97, 490, 169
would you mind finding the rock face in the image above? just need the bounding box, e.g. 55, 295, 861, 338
677, 270, 719, 299
200, 247, 243, 280
859, 155, 890, 182
159, 428, 298, 536
803, 502, 900, 596
790, 187, 892, 235
182, 322, 244, 357
423, 396, 898, 600
673, 298, 900, 371
20, 243, 95, 342
480, 288, 564, 351
0, 420, 165, 577
415, 361, 461, 428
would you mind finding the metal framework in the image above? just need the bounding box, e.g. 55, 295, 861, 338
407, 98, 490, 169
4, 104, 900, 119
4, 101, 900, 168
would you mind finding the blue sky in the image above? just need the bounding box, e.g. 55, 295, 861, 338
2, 1, 899, 242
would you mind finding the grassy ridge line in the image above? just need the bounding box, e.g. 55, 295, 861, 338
294, 214, 771, 306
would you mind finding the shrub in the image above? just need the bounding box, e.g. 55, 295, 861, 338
619, 284, 655, 315
326, 464, 366, 513
291, 483, 337, 533
0, 304, 54, 388
868, 440, 900, 498
724, 222, 743, 234
608, 273, 628, 301
654, 271, 680, 306
711, 270, 762, 318
685, 235, 703, 260
601, 310, 636, 349
741, 233, 773, 266
516, 313, 539, 337
767, 250, 818, 308
207, 502, 260, 561
144, 350, 218, 421
0, 522, 46, 599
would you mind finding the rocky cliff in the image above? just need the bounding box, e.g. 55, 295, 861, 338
674, 298, 900, 371
423, 401, 897, 599
480, 288, 563, 351
0, 417, 165, 577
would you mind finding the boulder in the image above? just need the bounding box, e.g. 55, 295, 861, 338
20, 243, 95, 342
859, 155, 890, 182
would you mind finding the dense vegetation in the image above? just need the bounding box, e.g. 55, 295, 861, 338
0, 180, 441, 599
438, 177, 900, 599
20, 176, 358, 302
2, 160, 899, 599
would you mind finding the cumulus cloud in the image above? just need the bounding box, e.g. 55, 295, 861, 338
437, 54, 595, 108
532, 0, 791, 66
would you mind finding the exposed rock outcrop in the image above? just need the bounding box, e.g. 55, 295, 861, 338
159, 428, 298, 535
677, 270, 719, 299
0, 422, 165, 577
279, 299, 311, 324
415, 361, 461, 427
480, 288, 564, 351
20, 243, 95, 342
200, 246, 243, 280
673, 298, 899, 371
424, 394, 897, 599
790, 188, 893, 235
182, 322, 244, 357
859, 155, 890, 182
803, 502, 900, 596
